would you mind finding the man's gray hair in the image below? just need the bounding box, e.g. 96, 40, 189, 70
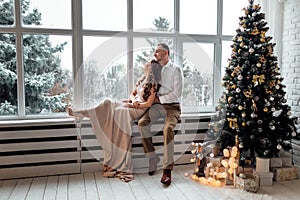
157, 43, 170, 55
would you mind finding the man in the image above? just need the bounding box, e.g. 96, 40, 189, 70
138, 43, 183, 186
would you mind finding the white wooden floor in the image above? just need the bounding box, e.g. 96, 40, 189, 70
0, 164, 299, 200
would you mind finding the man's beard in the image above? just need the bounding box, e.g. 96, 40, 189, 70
155, 57, 162, 62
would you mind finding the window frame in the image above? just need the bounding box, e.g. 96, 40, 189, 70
0, 0, 263, 120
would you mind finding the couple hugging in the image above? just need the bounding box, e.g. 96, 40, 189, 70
67, 43, 183, 186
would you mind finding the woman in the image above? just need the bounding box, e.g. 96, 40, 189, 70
67, 60, 162, 182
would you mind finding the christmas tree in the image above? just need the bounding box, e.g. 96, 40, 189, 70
207, 0, 299, 161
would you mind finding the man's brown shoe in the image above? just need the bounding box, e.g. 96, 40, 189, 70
160, 169, 171, 186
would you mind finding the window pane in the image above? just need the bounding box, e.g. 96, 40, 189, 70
133, 0, 174, 32
182, 42, 214, 112
0, 33, 17, 115
0, 0, 15, 26
21, 0, 71, 29
180, 0, 217, 34
23, 34, 72, 115
82, 36, 127, 109
83, 0, 127, 31
133, 38, 174, 84
223, 0, 249, 35
222, 40, 233, 78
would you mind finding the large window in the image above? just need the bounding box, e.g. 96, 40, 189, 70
223, 0, 249, 35
133, 0, 174, 32
83, 0, 127, 31
182, 42, 214, 112
21, 0, 71, 29
0, 33, 17, 115
23, 34, 72, 115
0, 0, 253, 119
180, 0, 218, 34
82, 36, 127, 109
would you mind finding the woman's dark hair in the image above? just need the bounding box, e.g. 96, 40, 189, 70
136, 59, 162, 101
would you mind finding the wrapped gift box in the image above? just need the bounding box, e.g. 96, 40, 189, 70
256, 157, 270, 173
270, 158, 282, 168
278, 151, 293, 166
272, 166, 299, 181
281, 157, 292, 167
238, 166, 254, 174
254, 171, 273, 186
235, 174, 259, 193
270, 157, 292, 167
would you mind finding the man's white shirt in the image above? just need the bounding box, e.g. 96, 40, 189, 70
158, 61, 183, 104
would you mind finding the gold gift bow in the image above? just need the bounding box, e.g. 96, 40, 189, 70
227, 118, 238, 128
252, 74, 265, 85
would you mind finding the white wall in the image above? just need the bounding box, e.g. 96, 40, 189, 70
281, 0, 300, 165
282, 0, 300, 118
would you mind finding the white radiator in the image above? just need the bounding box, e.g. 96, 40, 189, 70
0, 114, 211, 179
